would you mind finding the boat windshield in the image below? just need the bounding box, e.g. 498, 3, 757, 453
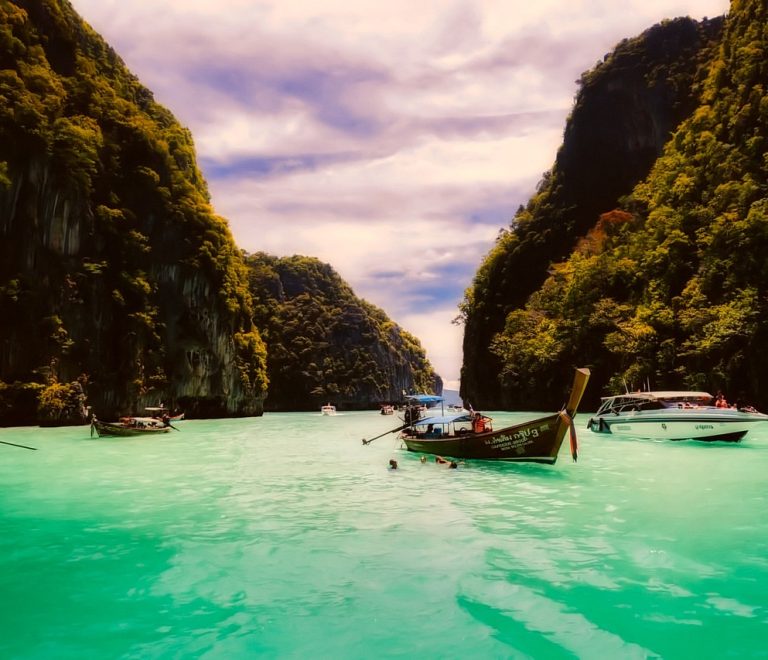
597, 391, 714, 415
596, 395, 665, 415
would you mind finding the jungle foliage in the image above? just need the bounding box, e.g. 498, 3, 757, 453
245, 253, 440, 410
462, 1, 768, 410
0, 0, 267, 420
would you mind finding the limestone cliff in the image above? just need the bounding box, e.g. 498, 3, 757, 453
459, 16, 724, 409
0, 0, 268, 422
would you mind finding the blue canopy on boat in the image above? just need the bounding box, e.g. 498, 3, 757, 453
404, 394, 444, 404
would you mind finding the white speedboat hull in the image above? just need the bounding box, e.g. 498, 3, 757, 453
588, 408, 768, 442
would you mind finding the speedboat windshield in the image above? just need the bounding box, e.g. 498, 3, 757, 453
596, 391, 714, 415
596, 394, 661, 414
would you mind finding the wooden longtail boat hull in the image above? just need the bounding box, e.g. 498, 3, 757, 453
402, 412, 568, 463
402, 368, 590, 464
90, 419, 171, 437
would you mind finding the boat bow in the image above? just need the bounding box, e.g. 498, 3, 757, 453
560, 367, 591, 461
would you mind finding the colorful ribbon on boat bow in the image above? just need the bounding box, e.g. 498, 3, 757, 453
559, 410, 578, 462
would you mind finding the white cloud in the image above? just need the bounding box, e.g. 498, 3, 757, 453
398, 307, 466, 388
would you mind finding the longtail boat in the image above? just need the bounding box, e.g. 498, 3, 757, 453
90, 416, 172, 437
398, 367, 590, 464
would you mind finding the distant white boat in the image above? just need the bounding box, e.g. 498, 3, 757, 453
321, 403, 337, 416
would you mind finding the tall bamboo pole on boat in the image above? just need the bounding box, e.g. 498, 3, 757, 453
0, 439, 37, 450
362, 422, 411, 445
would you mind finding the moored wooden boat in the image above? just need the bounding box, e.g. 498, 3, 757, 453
90, 417, 172, 437
399, 368, 590, 464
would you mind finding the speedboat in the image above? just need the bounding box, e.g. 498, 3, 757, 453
321, 403, 336, 416
586, 391, 768, 442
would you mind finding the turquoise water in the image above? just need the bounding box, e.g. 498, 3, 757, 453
1, 411, 767, 659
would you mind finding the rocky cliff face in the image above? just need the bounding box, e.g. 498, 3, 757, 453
0, 0, 268, 422
459, 16, 724, 409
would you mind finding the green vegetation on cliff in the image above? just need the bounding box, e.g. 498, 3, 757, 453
460, 16, 724, 409
245, 253, 440, 410
0, 0, 268, 421
464, 1, 768, 409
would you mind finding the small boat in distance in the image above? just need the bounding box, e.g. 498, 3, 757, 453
380, 405, 395, 415
321, 403, 337, 416
586, 391, 768, 442
397, 368, 590, 464
90, 416, 172, 437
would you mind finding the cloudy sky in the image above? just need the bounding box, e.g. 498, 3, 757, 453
70, 0, 729, 390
